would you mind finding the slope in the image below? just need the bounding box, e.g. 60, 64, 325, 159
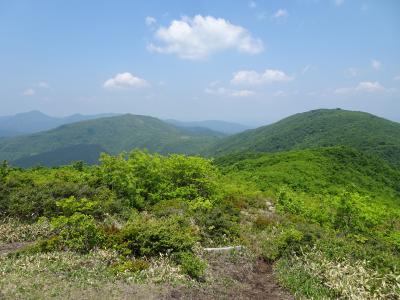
207, 109, 400, 167
0, 114, 222, 163
216, 146, 400, 205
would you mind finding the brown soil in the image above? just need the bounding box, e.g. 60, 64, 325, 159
163, 252, 293, 300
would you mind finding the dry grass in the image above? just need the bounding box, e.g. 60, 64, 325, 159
0, 250, 189, 299
290, 248, 400, 299
0, 218, 51, 244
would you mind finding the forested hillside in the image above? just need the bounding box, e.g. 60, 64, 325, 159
207, 109, 400, 167
0, 114, 221, 163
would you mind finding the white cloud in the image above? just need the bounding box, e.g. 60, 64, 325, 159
23, 88, 35, 96
249, 1, 256, 8
36, 81, 49, 88
347, 67, 357, 77
335, 81, 385, 94
356, 81, 385, 92
205, 85, 255, 97
273, 9, 288, 19
145, 16, 157, 26
148, 15, 264, 59
231, 90, 255, 97
335, 0, 344, 6
394, 75, 400, 81
103, 72, 149, 90
371, 59, 381, 70
231, 69, 293, 85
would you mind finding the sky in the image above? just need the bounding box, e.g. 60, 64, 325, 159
0, 0, 399, 125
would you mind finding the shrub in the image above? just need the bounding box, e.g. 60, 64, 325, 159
261, 227, 304, 261
115, 215, 197, 256
51, 213, 105, 252
111, 258, 150, 274
177, 252, 206, 280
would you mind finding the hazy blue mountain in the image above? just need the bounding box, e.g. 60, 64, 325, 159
0, 110, 119, 137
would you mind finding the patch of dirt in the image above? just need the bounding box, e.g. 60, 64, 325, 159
164, 251, 293, 300
0, 242, 32, 255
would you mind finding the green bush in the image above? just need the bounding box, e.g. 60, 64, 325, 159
261, 227, 304, 261
114, 215, 197, 256
111, 258, 150, 274
51, 213, 105, 252
177, 252, 206, 280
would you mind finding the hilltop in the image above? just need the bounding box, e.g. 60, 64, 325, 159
0, 114, 221, 164
206, 109, 400, 167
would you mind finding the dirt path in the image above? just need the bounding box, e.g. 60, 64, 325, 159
164, 252, 293, 300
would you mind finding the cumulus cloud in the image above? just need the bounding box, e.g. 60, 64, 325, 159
23, 88, 35, 96
205, 85, 255, 97
103, 72, 149, 90
371, 59, 381, 70
145, 16, 157, 26
273, 9, 288, 19
335, 81, 385, 94
148, 15, 264, 59
231, 69, 293, 85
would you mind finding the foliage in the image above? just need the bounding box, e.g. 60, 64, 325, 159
177, 252, 206, 279
111, 258, 150, 274
0, 114, 221, 164
207, 108, 400, 167
49, 213, 105, 252
113, 215, 197, 256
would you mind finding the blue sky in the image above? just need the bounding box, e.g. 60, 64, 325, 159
0, 0, 399, 125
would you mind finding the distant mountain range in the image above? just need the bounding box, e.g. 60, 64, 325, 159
0, 111, 250, 138
0, 111, 119, 137
1, 108, 399, 168
0, 114, 222, 166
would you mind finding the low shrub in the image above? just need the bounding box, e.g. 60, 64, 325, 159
114, 215, 197, 256
261, 227, 304, 261
177, 252, 206, 280
51, 213, 105, 252
111, 258, 150, 274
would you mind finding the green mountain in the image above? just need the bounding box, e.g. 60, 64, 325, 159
217, 146, 400, 205
12, 144, 106, 167
207, 109, 400, 167
165, 119, 251, 135
0, 114, 222, 164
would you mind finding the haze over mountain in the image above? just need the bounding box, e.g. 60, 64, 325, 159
165, 119, 251, 135
0, 111, 119, 137
0, 114, 221, 164
206, 109, 400, 167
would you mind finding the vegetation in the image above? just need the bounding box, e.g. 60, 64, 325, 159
1, 120, 399, 298
207, 108, 400, 167
0, 114, 222, 163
